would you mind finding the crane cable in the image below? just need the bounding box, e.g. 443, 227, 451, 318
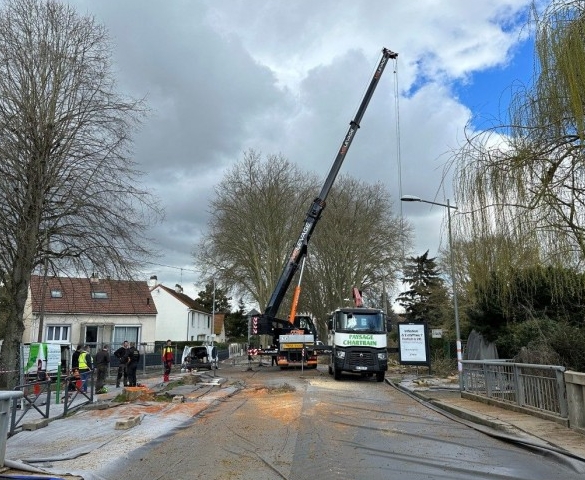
391, 55, 405, 263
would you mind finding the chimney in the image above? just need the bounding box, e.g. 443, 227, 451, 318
90, 273, 99, 284
148, 275, 158, 288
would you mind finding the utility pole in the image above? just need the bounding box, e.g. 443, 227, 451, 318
211, 278, 216, 347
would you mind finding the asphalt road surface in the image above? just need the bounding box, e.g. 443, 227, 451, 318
109, 366, 585, 480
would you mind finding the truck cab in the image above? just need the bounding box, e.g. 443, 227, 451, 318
327, 308, 390, 382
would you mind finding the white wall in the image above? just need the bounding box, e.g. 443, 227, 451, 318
151, 286, 191, 341
23, 312, 157, 346
186, 310, 212, 342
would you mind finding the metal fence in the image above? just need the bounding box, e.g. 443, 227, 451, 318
462, 360, 568, 418
10, 373, 94, 435
109, 346, 230, 374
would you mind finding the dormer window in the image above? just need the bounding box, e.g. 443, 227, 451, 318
91, 291, 108, 299
50, 290, 63, 298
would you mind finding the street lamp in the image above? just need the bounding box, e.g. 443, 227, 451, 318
401, 195, 463, 390
211, 278, 216, 347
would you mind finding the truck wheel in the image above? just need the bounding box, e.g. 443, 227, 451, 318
333, 367, 341, 381
376, 372, 385, 382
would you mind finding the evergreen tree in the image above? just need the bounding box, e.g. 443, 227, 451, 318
397, 251, 450, 327
224, 298, 249, 340
195, 282, 232, 313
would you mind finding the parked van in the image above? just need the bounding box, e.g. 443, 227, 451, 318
181, 345, 218, 371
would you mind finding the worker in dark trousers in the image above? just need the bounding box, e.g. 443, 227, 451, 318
114, 340, 129, 388
126, 342, 140, 387
94, 345, 110, 394
270, 345, 277, 366
78, 345, 93, 393
162, 339, 174, 382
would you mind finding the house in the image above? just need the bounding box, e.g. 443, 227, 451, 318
149, 277, 226, 343
24, 275, 157, 352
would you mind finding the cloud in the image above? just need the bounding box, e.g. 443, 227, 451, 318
67, 0, 535, 302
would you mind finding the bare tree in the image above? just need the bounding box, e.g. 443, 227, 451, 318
0, 0, 162, 386
302, 175, 409, 333
194, 152, 410, 337
194, 149, 318, 312
453, 0, 585, 306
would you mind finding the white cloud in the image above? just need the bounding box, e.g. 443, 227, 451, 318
66, 0, 536, 305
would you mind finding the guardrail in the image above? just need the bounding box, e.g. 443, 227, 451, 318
461, 360, 568, 420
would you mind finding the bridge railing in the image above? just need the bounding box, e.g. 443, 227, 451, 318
462, 360, 568, 419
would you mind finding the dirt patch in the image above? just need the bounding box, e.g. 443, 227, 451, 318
246, 382, 296, 395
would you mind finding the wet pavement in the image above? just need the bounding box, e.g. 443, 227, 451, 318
1, 360, 583, 479
393, 375, 585, 462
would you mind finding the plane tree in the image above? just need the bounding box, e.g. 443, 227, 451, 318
0, 0, 162, 386
194, 150, 409, 335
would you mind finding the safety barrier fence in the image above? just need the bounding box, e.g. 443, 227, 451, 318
9, 373, 94, 435
461, 360, 568, 419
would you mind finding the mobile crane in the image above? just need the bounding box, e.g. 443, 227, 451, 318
249, 47, 398, 368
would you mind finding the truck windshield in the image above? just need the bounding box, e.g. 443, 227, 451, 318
337, 312, 384, 332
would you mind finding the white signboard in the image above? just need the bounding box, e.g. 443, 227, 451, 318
431, 329, 443, 338
398, 323, 429, 365
22, 343, 63, 374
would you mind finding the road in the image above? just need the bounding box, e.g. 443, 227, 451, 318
107, 365, 585, 480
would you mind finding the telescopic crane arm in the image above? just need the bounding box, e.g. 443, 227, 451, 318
262, 47, 398, 323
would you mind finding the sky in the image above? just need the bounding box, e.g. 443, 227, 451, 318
64, 0, 542, 306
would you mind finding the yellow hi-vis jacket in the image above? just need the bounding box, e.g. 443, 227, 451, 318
79, 351, 91, 370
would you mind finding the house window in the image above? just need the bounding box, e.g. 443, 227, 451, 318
91, 291, 108, 299
85, 325, 98, 345
46, 325, 69, 342
50, 290, 63, 298
113, 326, 140, 347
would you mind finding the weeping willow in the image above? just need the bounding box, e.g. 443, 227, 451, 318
454, 0, 585, 310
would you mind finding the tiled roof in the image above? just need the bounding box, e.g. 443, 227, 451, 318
30, 275, 157, 316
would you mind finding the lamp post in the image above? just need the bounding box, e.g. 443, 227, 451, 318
211, 278, 216, 347
401, 195, 463, 390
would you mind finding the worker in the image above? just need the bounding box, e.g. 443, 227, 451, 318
114, 340, 129, 388
94, 345, 110, 394
71, 344, 82, 371
162, 339, 174, 382
126, 342, 140, 387
270, 344, 277, 366
78, 345, 93, 393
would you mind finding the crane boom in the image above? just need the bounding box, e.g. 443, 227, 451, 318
262, 48, 397, 324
